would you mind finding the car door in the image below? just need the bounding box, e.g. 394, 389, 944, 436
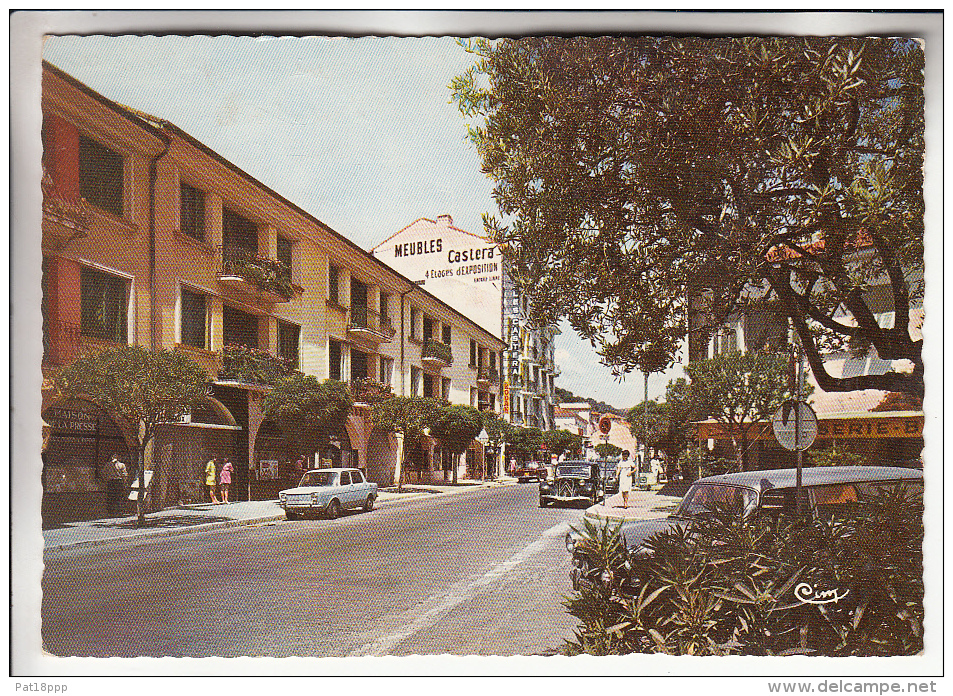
350, 469, 368, 506
337, 470, 354, 508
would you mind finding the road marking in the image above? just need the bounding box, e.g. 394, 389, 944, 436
350, 519, 573, 657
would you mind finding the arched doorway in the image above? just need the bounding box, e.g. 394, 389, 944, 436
42, 398, 134, 524
251, 419, 287, 500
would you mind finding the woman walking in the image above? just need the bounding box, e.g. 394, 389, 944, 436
616, 450, 635, 509
219, 457, 234, 504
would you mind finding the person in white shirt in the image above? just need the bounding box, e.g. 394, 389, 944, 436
616, 450, 635, 508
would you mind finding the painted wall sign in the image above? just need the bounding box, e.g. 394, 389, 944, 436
695, 414, 924, 441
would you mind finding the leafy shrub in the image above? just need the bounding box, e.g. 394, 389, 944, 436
563, 486, 924, 656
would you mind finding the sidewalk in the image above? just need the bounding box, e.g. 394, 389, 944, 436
585, 486, 686, 522
43, 478, 516, 551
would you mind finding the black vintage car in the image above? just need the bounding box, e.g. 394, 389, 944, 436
539, 459, 615, 508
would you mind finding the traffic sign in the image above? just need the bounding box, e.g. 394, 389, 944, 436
772, 401, 818, 452
598, 415, 612, 435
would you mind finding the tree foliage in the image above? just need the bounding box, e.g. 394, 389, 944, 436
429, 404, 484, 484
542, 428, 584, 458
371, 396, 441, 491
594, 443, 622, 458
454, 36, 924, 395
685, 351, 804, 470
627, 378, 706, 473
52, 345, 209, 524
262, 375, 353, 455
505, 426, 543, 462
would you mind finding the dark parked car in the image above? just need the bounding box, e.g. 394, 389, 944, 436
567, 466, 923, 592
539, 460, 608, 508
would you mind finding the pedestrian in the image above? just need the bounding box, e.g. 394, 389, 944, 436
102, 453, 127, 516
219, 457, 234, 504
616, 449, 635, 508
205, 456, 219, 504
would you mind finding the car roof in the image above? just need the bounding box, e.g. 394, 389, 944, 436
694, 466, 922, 493
304, 468, 357, 474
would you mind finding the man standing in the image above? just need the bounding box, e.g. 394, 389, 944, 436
102, 453, 127, 516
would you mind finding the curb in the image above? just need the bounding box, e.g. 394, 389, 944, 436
43, 480, 517, 552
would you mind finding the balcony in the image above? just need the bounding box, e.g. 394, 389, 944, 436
477, 367, 500, 388
218, 344, 295, 386
42, 169, 91, 249
349, 377, 394, 405
347, 306, 396, 344
218, 247, 294, 303
421, 339, 453, 368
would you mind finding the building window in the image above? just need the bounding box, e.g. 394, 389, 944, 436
379, 292, 390, 325
470, 340, 477, 367
442, 377, 452, 401
180, 287, 208, 349
442, 324, 451, 345
277, 236, 294, 276
329, 338, 342, 381
329, 265, 341, 304
222, 304, 259, 349
180, 183, 206, 241
410, 307, 421, 340
222, 208, 258, 253
80, 267, 128, 342
411, 366, 422, 397
79, 135, 123, 217
423, 373, 438, 399
380, 356, 394, 386
351, 349, 369, 381
278, 320, 300, 369
423, 315, 434, 342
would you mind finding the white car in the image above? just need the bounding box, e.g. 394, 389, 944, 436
279, 468, 378, 520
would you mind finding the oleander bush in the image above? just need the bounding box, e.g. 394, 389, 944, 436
563, 486, 924, 656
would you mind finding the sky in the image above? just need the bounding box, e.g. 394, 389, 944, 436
43, 32, 685, 409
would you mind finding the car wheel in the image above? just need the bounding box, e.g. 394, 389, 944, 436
363, 495, 375, 512
285, 511, 300, 521
539, 497, 548, 508
326, 499, 342, 519
517, 477, 526, 483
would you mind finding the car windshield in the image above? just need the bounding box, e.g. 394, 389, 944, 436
674, 484, 758, 519
299, 471, 338, 487
556, 465, 591, 478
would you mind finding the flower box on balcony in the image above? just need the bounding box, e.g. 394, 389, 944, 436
218, 247, 294, 302
219, 344, 295, 386
477, 367, 500, 386
349, 377, 394, 405
422, 339, 453, 367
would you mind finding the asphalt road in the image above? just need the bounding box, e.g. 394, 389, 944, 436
42, 483, 588, 657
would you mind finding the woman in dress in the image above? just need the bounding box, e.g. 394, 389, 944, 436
219, 458, 234, 504
616, 450, 634, 508
205, 457, 219, 504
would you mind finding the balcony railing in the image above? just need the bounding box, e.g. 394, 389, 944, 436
347, 305, 396, 343
218, 246, 293, 302
477, 367, 500, 387
219, 344, 295, 386
422, 339, 453, 367
42, 168, 91, 247
349, 377, 394, 405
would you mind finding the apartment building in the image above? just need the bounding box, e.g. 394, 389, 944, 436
371, 214, 559, 430
688, 243, 924, 471
40, 62, 503, 519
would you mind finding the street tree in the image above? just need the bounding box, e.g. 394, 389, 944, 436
51, 345, 209, 526
505, 426, 543, 463
627, 378, 705, 475
371, 396, 441, 492
429, 404, 485, 484
480, 411, 513, 478
453, 36, 924, 396
685, 351, 805, 471
594, 443, 623, 459
541, 428, 584, 459
262, 375, 353, 464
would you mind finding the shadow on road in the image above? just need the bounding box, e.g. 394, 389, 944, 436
89, 514, 232, 530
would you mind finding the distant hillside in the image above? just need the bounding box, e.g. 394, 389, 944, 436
555, 387, 626, 416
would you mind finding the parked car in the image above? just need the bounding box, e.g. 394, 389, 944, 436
279, 467, 378, 520
514, 461, 548, 483
567, 465, 923, 592
539, 460, 606, 508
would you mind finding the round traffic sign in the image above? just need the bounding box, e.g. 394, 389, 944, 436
772, 401, 818, 452
598, 415, 612, 435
